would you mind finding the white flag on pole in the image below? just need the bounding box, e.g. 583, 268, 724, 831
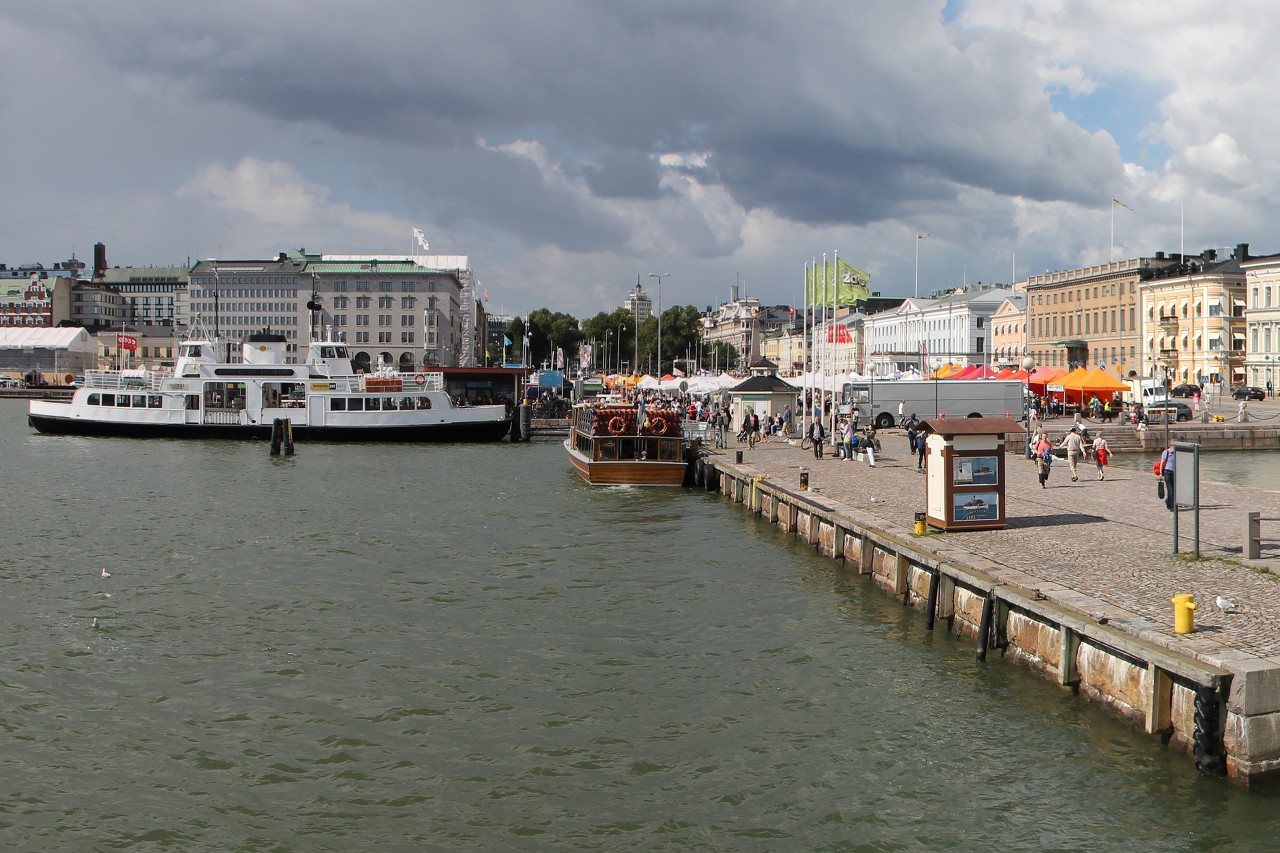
412, 227, 430, 252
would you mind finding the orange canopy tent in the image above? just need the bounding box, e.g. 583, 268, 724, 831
1026, 367, 1065, 391
1060, 367, 1129, 402
1007, 368, 1031, 382
993, 368, 1015, 380
930, 363, 962, 379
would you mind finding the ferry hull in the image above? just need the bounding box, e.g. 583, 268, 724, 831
28, 412, 511, 442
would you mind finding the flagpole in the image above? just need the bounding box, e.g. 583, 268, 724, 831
803, 260, 811, 420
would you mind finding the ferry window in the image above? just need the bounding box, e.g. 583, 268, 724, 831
596, 439, 618, 461
330, 398, 347, 411
659, 440, 680, 461
321, 347, 335, 358
185, 345, 202, 358
132, 396, 146, 407
400, 397, 414, 410
116, 395, 131, 408
101, 394, 116, 406
185, 395, 200, 410
148, 396, 162, 408
88, 393, 100, 406
620, 438, 636, 459
417, 396, 432, 410
346, 398, 362, 411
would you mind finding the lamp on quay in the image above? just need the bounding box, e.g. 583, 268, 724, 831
1022, 355, 1036, 458
649, 272, 670, 376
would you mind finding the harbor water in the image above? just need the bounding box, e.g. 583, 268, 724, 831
1, 400, 1278, 850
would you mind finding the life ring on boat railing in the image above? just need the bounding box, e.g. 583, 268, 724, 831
413, 373, 427, 386
649, 416, 668, 435
607, 416, 627, 435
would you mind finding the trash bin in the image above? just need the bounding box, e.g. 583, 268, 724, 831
914, 511, 927, 536
1172, 593, 1196, 634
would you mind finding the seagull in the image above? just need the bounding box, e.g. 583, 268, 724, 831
1216, 596, 1238, 613
91, 617, 99, 629
100, 568, 111, 579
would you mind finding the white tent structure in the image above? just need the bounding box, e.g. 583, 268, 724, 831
0, 327, 97, 380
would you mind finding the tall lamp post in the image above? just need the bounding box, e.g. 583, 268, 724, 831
603, 330, 611, 377
914, 233, 930, 298
1022, 355, 1036, 458
649, 273, 670, 376
618, 322, 626, 375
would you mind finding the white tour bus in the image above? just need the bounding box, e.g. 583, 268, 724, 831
840, 379, 1026, 429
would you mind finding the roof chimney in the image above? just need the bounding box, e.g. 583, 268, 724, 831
1235, 243, 1250, 261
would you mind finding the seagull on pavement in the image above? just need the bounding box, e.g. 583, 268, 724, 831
1215, 595, 1237, 613
100, 568, 111, 579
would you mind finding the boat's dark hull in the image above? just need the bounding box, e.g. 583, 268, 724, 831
28, 413, 512, 442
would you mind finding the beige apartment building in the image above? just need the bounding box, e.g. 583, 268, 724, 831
989, 297, 1026, 368
1141, 246, 1251, 389
1241, 254, 1280, 394
1025, 255, 1179, 377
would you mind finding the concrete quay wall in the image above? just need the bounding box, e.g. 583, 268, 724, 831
699, 457, 1280, 785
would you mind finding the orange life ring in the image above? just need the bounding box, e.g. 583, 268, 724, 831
649, 416, 667, 435
414, 373, 427, 386
607, 416, 627, 435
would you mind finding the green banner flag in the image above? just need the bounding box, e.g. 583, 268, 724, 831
836, 259, 870, 305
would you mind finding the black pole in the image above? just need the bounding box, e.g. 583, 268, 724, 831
924, 571, 940, 631
977, 593, 995, 661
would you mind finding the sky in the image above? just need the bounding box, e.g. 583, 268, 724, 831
2, 1, 1274, 318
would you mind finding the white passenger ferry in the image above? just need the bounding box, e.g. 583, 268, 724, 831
28, 329, 511, 442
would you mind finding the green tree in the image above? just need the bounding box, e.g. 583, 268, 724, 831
505, 316, 526, 364
580, 308, 636, 373
527, 308, 582, 369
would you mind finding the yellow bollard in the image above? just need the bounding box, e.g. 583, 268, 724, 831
1172, 593, 1196, 634
914, 511, 927, 536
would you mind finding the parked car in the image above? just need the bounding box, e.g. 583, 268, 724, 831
1170, 383, 1201, 398
1233, 386, 1266, 401
1146, 401, 1193, 422
0, 377, 24, 389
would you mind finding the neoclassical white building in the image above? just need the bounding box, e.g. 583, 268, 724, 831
1242, 255, 1280, 393
864, 286, 1020, 374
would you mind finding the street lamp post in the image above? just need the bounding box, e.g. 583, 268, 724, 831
914, 233, 930, 299
618, 323, 625, 375
1022, 354, 1036, 458
649, 273, 670, 376
604, 330, 611, 377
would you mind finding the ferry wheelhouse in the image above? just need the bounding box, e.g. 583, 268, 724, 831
565, 402, 689, 486
28, 329, 510, 442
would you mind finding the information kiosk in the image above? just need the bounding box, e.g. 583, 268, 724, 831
921, 416, 1021, 531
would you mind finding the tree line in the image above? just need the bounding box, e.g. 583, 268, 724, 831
506, 305, 736, 376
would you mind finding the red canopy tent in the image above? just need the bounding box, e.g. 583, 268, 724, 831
950, 365, 981, 380
961, 366, 999, 380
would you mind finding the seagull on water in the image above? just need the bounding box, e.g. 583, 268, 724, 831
91, 617, 99, 629
1215, 595, 1238, 613
100, 568, 111, 579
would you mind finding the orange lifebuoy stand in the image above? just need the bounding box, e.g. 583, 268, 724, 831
414, 373, 427, 386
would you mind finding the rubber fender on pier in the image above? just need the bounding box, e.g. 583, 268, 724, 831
1193, 686, 1226, 776
693, 457, 705, 487
703, 462, 719, 491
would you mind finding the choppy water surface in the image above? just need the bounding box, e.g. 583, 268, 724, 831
0, 401, 1277, 850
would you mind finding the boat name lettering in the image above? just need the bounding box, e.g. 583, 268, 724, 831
310, 383, 337, 391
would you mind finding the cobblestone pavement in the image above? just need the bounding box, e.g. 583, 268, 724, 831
717, 433, 1280, 661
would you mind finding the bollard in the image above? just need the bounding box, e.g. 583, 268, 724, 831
800, 469, 809, 491
914, 511, 926, 536
1245, 511, 1261, 560
735, 450, 743, 464
1172, 593, 1196, 634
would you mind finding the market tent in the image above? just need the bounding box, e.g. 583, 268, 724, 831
993, 368, 1015, 380
930, 363, 962, 379
636, 375, 660, 390
1061, 367, 1130, 401
960, 366, 999, 380
950, 365, 980, 380
1007, 368, 1031, 382
1027, 366, 1065, 389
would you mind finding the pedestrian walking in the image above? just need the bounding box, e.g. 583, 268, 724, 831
1158, 442, 1176, 511
809, 417, 825, 459
1059, 426, 1085, 482
1091, 431, 1110, 480
864, 425, 878, 467
915, 430, 927, 471
897, 399, 905, 427
1034, 431, 1053, 488
840, 418, 854, 461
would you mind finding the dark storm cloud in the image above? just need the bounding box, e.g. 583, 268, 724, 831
6, 0, 1121, 248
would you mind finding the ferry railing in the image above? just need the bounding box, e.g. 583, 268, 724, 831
203, 409, 241, 425
85, 369, 169, 392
